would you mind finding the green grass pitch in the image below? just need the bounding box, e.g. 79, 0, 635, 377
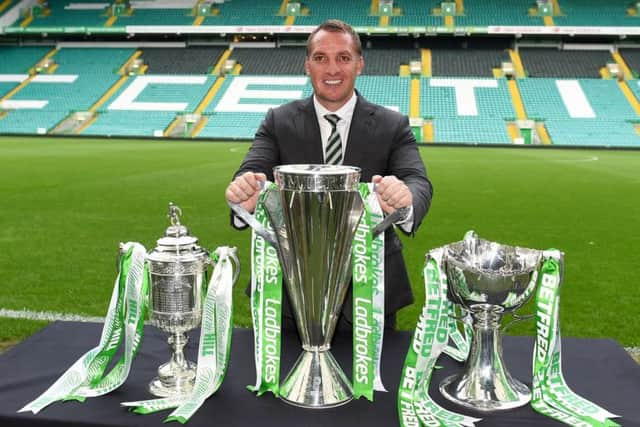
0, 136, 638, 349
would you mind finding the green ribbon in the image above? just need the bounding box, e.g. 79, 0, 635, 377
531, 252, 620, 427
247, 183, 283, 397
397, 248, 481, 427
19, 242, 148, 413
121, 246, 239, 424
352, 183, 386, 400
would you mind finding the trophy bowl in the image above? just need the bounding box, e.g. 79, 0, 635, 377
146, 203, 209, 397
439, 232, 542, 412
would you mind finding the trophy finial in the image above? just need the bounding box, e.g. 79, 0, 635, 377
168, 202, 183, 226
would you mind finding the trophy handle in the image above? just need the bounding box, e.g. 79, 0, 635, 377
502, 250, 564, 333
501, 311, 535, 333
371, 206, 409, 239
228, 201, 279, 249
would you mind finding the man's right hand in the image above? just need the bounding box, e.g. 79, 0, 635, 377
225, 172, 267, 213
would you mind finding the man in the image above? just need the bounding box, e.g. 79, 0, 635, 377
225, 19, 433, 329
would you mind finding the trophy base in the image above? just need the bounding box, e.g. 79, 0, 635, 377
439, 373, 531, 412
279, 350, 353, 409
149, 359, 197, 398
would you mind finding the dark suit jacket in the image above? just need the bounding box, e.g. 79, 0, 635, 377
234, 93, 433, 321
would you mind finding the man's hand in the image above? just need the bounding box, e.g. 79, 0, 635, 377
225, 172, 267, 213
372, 175, 413, 215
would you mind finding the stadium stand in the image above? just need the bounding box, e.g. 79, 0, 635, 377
198, 75, 312, 138
82, 110, 178, 137
433, 117, 512, 144
420, 76, 515, 144
518, 78, 639, 146
519, 48, 614, 78
20, 0, 108, 28
356, 76, 411, 114
295, 0, 378, 27
203, 0, 283, 26
229, 47, 305, 75
385, 0, 442, 27
54, 47, 134, 75
0, 47, 135, 135
198, 112, 269, 139
140, 47, 226, 74
0, 46, 51, 73
454, 0, 539, 27
119, 8, 195, 26
361, 48, 420, 75
620, 49, 640, 78
544, 119, 639, 147
552, 0, 639, 27
431, 48, 510, 77
84, 74, 218, 136
518, 78, 637, 121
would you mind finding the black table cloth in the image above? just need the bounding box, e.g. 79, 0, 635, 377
1, 322, 639, 426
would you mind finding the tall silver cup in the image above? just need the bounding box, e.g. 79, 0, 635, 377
232, 165, 365, 408
440, 232, 542, 412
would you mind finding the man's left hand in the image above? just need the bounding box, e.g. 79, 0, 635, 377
372, 175, 413, 215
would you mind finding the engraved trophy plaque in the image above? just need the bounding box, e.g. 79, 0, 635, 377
146, 203, 209, 397
440, 231, 542, 411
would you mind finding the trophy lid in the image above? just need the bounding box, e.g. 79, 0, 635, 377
147, 203, 206, 262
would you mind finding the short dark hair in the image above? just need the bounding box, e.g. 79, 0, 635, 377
306, 19, 362, 57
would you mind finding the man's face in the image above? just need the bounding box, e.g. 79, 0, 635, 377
304, 29, 364, 112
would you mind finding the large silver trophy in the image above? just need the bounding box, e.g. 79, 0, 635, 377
146, 203, 210, 397
232, 164, 389, 408
440, 232, 542, 412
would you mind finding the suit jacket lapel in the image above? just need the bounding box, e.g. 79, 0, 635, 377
295, 97, 324, 163
343, 95, 376, 167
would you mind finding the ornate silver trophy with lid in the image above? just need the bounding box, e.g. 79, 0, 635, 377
440, 231, 543, 412
146, 203, 210, 397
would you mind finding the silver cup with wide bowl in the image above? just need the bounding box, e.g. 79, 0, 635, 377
146, 203, 210, 397
440, 231, 542, 412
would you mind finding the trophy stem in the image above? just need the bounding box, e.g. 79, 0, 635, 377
170, 332, 189, 369
440, 305, 531, 412
149, 331, 197, 397
279, 349, 353, 409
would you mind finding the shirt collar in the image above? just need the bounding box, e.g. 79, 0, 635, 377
313, 91, 357, 125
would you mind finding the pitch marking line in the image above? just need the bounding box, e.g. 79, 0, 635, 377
0, 308, 104, 323
554, 156, 599, 163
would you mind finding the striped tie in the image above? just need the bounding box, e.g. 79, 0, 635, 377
324, 114, 343, 165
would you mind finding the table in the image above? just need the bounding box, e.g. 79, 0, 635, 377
1, 322, 639, 426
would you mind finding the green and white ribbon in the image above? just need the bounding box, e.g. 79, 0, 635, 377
121, 246, 238, 424
247, 183, 283, 397
19, 242, 148, 414
352, 183, 386, 400
531, 251, 620, 427
398, 247, 481, 427
442, 302, 472, 363
249, 182, 385, 401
